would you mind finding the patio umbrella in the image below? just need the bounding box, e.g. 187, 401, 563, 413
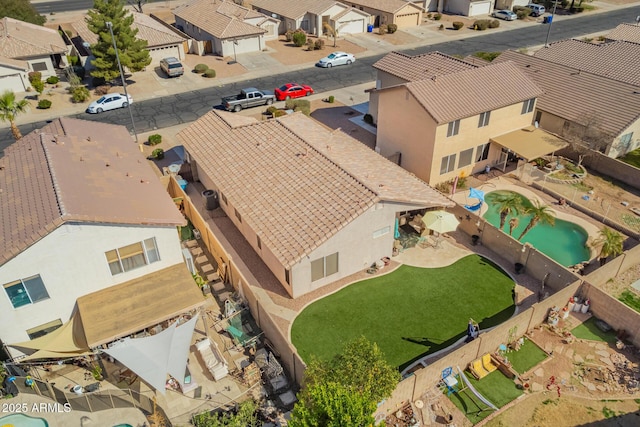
421, 210, 460, 235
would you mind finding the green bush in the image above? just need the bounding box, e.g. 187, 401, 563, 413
152, 148, 165, 160
292, 30, 307, 47
46, 76, 59, 84
273, 109, 287, 118
473, 51, 501, 62
71, 86, 90, 103
31, 79, 44, 94
514, 6, 532, 19
489, 19, 500, 29
473, 19, 490, 31
387, 24, 398, 34
363, 113, 373, 125
203, 68, 216, 78
148, 134, 162, 145
452, 21, 464, 30
38, 99, 52, 109
434, 13, 442, 21
314, 39, 324, 50
67, 55, 80, 66
28, 72, 42, 83
194, 64, 208, 73
285, 99, 311, 116
266, 105, 278, 115
328, 95, 335, 103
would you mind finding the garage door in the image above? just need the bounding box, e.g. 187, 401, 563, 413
395, 13, 419, 28
149, 45, 182, 66
0, 74, 24, 93
337, 19, 364, 34
469, 1, 492, 16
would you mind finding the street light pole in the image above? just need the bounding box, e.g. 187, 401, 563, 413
106, 21, 138, 143
544, 2, 559, 47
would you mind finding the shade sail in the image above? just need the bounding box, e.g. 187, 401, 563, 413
422, 210, 460, 234
104, 314, 199, 394
490, 127, 568, 161
468, 188, 485, 203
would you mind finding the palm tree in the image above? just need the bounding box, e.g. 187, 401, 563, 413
593, 227, 624, 266
518, 200, 556, 240
492, 192, 523, 231
0, 91, 29, 140
508, 217, 519, 236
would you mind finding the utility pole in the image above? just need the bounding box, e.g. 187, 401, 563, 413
544, 2, 559, 47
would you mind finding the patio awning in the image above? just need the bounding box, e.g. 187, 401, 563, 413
77, 263, 205, 348
490, 127, 568, 161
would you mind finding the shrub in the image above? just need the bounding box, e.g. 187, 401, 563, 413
285, 99, 311, 116
72, 65, 85, 79
71, 86, 90, 103
439, 24, 444, 30
67, 55, 80, 66
46, 76, 59, 84
473, 51, 501, 62
31, 79, 44, 94
363, 113, 373, 125
314, 39, 324, 50
37, 99, 52, 109
28, 72, 42, 83
152, 148, 165, 160
292, 31, 307, 47
513, 6, 532, 19
306, 40, 315, 51
91, 76, 106, 87
94, 85, 110, 95
284, 30, 294, 42
489, 19, 500, 28
379, 24, 388, 35
328, 95, 335, 103
148, 134, 162, 145
203, 68, 216, 78
266, 106, 278, 115
452, 21, 464, 30
65, 29, 72, 37
473, 19, 490, 31
427, 13, 433, 19
387, 24, 398, 34
194, 64, 208, 74
434, 13, 442, 21
273, 109, 287, 118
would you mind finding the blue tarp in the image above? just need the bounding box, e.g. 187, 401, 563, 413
468, 187, 485, 202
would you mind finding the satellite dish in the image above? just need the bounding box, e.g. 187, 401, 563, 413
534, 121, 539, 128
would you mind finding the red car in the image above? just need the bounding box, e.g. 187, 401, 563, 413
274, 83, 314, 101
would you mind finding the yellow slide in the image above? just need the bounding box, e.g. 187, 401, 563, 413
482, 353, 498, 373
471, 359, 490, 379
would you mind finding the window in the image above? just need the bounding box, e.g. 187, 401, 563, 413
27, 319, 62, 340
311, 253, 339, 282
620, 132, 633, 149
440, 154, 456, 174
32, 62, 47, 72
521, 98, 535, 114
4, 275, 50, 308
478, 111, 491, 128
373, 226, 390, 239
447, 120, 460, 137
235, 209, 242, 222
476, 143, 490, 162
105, 238, 160, 275
458, 148, 473, 168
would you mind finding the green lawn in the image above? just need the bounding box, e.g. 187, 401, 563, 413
450, 370, 523, 424
292, 255, 515, 369
571, 317, 618, 344
618, 290, 640, 313
620, 148, 640, 168
505, 338, 548, 374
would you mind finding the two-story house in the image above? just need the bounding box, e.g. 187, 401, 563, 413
0, 118, 203, 360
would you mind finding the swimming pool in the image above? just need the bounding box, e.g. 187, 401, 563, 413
484, 191, 590, 266
0, 413, 48, 427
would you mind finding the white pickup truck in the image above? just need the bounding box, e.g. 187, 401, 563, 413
222, 87, 276, 112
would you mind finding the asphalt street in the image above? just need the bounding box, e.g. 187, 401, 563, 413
2, 5, 638, 153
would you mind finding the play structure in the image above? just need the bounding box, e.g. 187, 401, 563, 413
457, 365, 498, 413
439, 366, 498, 416
469, 353, 499, 380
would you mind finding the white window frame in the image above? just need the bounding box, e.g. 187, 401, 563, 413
478, 111, 491, 128
440, 154, 456, 175
476, 143, 490, 162
311, 253, 339, 282
521, 98, 535, 114
447, 120, 460, 137
105, 238, 161, 275
458, 148, 474, 168
4, 275, 50, 309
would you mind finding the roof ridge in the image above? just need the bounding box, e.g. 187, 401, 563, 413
38, 130, 67, 218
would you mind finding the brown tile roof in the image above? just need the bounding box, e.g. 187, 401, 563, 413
495, 50, 640, 137
606, 23, 640, 44
177, 111, 452, 268
342, 0, 422, 13
174, 0, 268, 38
251, 0, 345, 20
0, 56, 29, 70
0, 118, 186, 267
373, 51, 477, 82
405, 61, 543, 124
0, 17, 66, 59
534, 39, 640, 86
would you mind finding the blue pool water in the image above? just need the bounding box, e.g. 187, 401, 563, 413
484, 191, 590, 266
0, 413, 48, 427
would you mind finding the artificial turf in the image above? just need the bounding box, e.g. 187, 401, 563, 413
571, 317, 618, 344
291, 255, 515, 370
505, 337, 548, 374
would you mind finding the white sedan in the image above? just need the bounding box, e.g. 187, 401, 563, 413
86, 93, 133, 113
492, 10, 517, 21
317, 52, 356, 68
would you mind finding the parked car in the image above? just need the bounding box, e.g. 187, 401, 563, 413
492, 10, 517, 21
160, 57, 184, 77
317, 51, 356, 68
86, 93, 133, 114
526, 4, 546, 16
274, 83, 314, 101
222, 88, 276, 112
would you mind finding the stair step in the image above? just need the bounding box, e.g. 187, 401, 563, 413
201, 264, 214, 273
195, 255, 208, 265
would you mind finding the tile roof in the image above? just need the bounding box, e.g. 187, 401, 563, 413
174, 0, 268, 38
405, 61, 543, 124
177, 111, 452, 268
0, 17, 67, 59
0, 118, 186, 267
534, 39, 640, 86
606, 23, 640, 44
342, 0, 421, 13
71, 13, 186, 48
373, 51, 477, 82
495, 50, 640, 137
0, 55, 29, 70
251, 0, 344, 20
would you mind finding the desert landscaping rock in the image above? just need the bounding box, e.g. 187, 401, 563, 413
531, 382, 544, 392
565, 348, 574, 359
534, 367, 545, 377
596, 350, 611, 357
574, 354, 585, 363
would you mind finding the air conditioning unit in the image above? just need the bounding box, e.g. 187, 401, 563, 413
182, 248, 196, 274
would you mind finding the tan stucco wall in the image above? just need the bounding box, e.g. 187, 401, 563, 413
369, 71, 410, 123
608, 118, 640, 158
537, 110, 567, 135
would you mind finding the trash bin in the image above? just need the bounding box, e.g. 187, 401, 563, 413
547, 15, 553, 24
367, 24, 373, 33
202, 189, 219, 210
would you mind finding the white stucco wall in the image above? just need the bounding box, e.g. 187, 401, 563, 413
26, 57, 56, 78
0, 223, 184, 347
0, 67, 29, 92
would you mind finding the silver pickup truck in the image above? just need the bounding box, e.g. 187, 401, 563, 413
222, 87, 276, 112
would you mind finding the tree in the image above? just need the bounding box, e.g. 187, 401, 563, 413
127, 0, 147, 13
491, 192, 523, 231
0, 91, 30, 140
323, 23, 338, 48
508, 217, 519, 236
563, 112, 611, 167
518, 200, 555, 240
192, 400, 260, 427
0, 0, 46, 25
592, 227, 624, 266
86, 0, 151, 83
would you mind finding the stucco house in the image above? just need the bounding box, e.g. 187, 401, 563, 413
69, 12, 188, 70
251, 0, 370, 36
0, 118, 203, 360
373, 58, 567, 185
177, 110, 453, 298
496, 50, 640, 158
605, 22, 640, 44
174, 0, 280, 56
342, 0, 423, 27
0, 17, 67, 92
